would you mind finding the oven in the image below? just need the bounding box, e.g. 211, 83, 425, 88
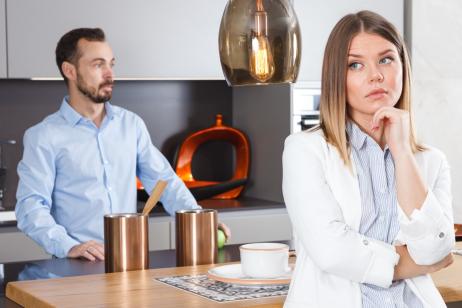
291, 82, 321, 133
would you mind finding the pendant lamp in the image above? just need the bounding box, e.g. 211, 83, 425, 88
219, 0, 301, 86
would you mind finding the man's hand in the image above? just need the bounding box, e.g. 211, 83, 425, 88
393, 245, 453, 281
68, 240, 105, 261
218, 222, 232, 241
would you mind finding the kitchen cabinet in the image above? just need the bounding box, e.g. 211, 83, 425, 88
294, 0, 404, 81
0, 227, 50, 263
0, 0, 6, 78
6, 0, 226, 79
148, 216, 171, 251
0, 208, 291, 263
3, 0, 404, 80
216, 208, 292, 245
0, 217, 172, 263
170, 208, 293, 248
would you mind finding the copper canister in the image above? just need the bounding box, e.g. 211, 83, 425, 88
104, 213, 149, 273
176, 209, 218, 266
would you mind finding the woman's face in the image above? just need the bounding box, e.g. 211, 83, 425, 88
346, 32, 403, 122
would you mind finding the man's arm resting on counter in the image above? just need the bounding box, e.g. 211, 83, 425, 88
134, 115, 231, 239
15, 129, 79, 258
68, 240, 105, 261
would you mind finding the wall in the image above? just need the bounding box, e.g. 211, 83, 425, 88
409, 0, 462, 222
233, 84, 291, 203
295, 0, 404, 81
0, 80, 233, 211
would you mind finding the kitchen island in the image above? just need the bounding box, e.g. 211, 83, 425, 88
2, 243, 462, 307
1, 243, 244, 308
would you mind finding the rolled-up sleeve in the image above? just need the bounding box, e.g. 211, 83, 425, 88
283, 133, 399, 288
16, 127, 79, 258
398, 152, 454, 265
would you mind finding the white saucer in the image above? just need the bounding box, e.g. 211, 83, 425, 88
207, 263, 293, 285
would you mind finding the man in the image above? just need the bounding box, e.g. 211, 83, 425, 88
16, 28, 229, 261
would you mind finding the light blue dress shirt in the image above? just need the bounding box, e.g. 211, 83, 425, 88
16, 97, 200, 258
347, 122, 423, 308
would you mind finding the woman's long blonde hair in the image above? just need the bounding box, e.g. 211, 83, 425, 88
318, 10, 424, 166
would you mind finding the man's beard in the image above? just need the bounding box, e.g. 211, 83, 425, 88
76, 73, 113, 104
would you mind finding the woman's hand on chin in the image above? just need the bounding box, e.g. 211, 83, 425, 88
371, 106, 412, 156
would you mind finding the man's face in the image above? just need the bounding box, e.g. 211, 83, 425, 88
74, 39, 115, 103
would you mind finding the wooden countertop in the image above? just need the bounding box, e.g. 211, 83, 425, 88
430, 245, 462, 303
6, 262, 285, 308
6, 243, 462, 307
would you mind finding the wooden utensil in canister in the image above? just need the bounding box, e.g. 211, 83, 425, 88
142, 180, 168, 215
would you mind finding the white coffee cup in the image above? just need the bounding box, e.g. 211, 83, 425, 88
239, 242, 290, 278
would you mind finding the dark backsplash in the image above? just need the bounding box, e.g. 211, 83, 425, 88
0, 79, 233, 211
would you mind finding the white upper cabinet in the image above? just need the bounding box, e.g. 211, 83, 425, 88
5, 0, 404, 80
6, 0, 227, 79
0, 0, 6, 78
294, 0, 404, 82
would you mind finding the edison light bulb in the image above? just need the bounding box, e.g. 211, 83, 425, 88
249, 34, 275, 82
249, 0, 275, 82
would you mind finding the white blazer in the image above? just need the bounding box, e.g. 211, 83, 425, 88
282, 130, 454, 308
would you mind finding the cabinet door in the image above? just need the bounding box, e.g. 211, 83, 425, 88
148, 217, 171, 251
6, 0, 226, 79
294, 0, 404, 81
0, 0, 6, 78
0, 229, 51, 263
218, 210, 292, 245
170, 209, 293, 248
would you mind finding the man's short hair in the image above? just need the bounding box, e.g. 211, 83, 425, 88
55, 28, 106, 83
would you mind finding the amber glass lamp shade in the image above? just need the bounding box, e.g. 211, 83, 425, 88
219, 0, 301, 86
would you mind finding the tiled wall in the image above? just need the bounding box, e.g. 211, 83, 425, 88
410, 1, 462, 221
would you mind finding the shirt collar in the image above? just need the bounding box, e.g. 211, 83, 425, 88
347, 121, 390, 153
59, 97, 82, 126
104, 101, 117, 120
59, 96, 117, 126
347, 121, 368, 151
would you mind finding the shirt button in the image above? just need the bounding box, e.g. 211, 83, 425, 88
438, 232, 445, 238
363, 239, 369, 246
107, 186, 112, 191
344, 225, 349, 231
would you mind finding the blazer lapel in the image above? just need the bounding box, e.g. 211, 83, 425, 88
326, 144, 363, 231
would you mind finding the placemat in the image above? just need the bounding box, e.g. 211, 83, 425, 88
156, 274, 289, 302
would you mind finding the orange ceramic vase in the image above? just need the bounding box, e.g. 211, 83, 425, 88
175, 114, 249, 199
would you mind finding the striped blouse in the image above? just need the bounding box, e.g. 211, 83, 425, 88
347, 122, 424, 308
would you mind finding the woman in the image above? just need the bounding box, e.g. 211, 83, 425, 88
282, 10, 454, 308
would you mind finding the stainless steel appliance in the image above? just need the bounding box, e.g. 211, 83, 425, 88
291, 82, 321, 133
0, 140, 16, 211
